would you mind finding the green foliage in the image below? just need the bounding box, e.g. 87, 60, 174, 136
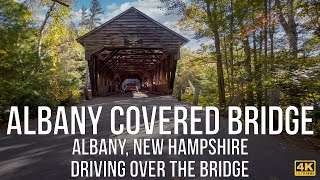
164, 0, 320, 134
174, 49, 219, 106
0, 0, 87, 122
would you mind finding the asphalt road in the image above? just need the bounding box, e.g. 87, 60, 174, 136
0, 92, 319, 180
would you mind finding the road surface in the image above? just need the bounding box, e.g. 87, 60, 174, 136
0, 92, 319, 180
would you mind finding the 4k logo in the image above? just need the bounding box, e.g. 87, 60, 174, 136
294, 160, 316, 176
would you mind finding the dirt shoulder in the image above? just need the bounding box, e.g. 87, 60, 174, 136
279, 133, 320, 152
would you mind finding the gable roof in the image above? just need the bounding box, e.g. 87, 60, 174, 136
77, 7, 189, 46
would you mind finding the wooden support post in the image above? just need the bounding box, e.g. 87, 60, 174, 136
267, 89, 280, 106
163, 57, 167, 84
153, 67, 156, 85
149, 73, 154, 91
157, 66, 160, 85
160, 61, 163, 84
94, 56, 99, 97
169, 55, 177, 92
167, 56, 172, 85
193, 86, 201, 105
162, 58, 165, 84
88, 56, 97, 97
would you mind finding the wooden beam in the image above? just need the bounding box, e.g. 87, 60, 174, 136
101, 55, 122, 76
97, 50, 119, 73
108, 59, 154, 77
103, 57, 123, 76
102, 56, 159, 75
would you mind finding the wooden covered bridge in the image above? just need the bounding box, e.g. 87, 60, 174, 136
77, 7, 188, 97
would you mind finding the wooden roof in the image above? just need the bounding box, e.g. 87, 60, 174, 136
77, 7, 189, 59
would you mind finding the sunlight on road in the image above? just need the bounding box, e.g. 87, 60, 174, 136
133, 92, 149, 98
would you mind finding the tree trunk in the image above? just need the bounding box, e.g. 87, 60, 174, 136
223, 34, 231, 97
214, 30, 227, 108
275, 0, 298, 60
253, 31, 262, 108
38, 2, 56, 61
258, 31, 264, 107
229, 44, 235, 99
269, 0, 275, 72
275, 0, 301, 109
242, 36, 254, 105
206, 2, 226, 108
229, 0, 235, 99
264, 0, 268, 73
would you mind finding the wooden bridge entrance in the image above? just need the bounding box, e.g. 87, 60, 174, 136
77, 7, 188, 97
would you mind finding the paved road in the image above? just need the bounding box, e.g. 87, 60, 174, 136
0, 92, 319, 180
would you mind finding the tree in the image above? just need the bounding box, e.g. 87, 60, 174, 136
161, 0, 227, 108
38, 1, 56, 61
174, 49, 219, 106
79, 5, 90, 28
0, 0, 87, 121
275, 0, 298, 60
205, 1, 227, 108
161, 0, 319, 118
89, 0, 103, 29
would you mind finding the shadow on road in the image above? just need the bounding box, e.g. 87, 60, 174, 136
0, 94, 319, 179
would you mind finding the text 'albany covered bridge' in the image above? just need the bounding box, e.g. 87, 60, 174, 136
77, 7, 188, 97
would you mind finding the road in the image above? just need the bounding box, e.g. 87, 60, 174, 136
0, 92, 319, 180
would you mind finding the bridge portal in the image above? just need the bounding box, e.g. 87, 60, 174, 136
77, 7, 188, 97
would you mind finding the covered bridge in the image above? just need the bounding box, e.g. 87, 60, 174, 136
77, 7, 188, 97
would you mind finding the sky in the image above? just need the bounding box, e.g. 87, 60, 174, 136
12, 0, 211, 50
70, 0, 207, 50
